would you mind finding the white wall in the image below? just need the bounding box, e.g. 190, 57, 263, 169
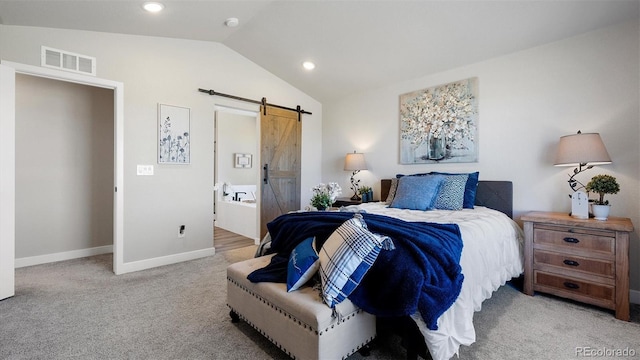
0, 25, 322, 265
216, 111, 258, 187
323, 20, 640, 293
15, 74, 114, 258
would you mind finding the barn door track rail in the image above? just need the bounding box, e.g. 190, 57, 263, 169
198, 88, 311, 119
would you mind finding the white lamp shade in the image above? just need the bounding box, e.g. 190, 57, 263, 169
344, 152, 367, 171
554, 132, 611, 167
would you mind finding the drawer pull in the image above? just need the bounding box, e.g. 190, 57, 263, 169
563, 282, 580, 290
563, 259, 580, 267
563, 237, 580, 244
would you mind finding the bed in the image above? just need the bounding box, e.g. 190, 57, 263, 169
233, 174, 524, 360
352, 179, 524, 359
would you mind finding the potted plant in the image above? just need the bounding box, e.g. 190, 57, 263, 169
585, 174, 620, 220
358, 186, 373, 203
310, 193, 332, 210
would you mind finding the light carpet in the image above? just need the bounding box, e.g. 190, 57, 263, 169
1, 246, 638, 360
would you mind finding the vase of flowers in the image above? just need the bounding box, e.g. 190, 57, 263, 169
427, 132, 446, 160
310, 182, 342, 210
585, 174, 620, 220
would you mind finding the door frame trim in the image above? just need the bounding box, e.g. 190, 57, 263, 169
0, 63, 16, 300
0, 60, 125, 275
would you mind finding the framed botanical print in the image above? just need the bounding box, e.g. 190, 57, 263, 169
158, 104, 190, 164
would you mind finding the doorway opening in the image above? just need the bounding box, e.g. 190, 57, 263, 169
14, 74, 114, 270
213, 105, 260, 252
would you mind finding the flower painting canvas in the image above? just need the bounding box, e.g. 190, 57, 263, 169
158, 104, 190, 164
400, 78, 478, 164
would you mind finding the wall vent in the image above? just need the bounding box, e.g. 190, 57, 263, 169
41, 46, 96, 76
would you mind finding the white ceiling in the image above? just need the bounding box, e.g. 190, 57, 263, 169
0, 0, 638, 102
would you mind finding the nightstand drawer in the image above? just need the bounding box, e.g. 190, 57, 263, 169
534, 271, 614, 305
533, 250, 615, 278
533, 225, 614, 255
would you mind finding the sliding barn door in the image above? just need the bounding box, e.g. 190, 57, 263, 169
260, 106, 301, 237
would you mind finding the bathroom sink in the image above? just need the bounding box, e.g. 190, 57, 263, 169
242, 199, 256, 204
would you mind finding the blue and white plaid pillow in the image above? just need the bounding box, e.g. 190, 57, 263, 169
318, 214, 394, 308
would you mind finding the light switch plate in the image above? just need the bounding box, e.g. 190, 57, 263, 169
137, 165, 154, 176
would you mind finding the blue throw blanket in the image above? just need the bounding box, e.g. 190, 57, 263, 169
247, 211, 464, 330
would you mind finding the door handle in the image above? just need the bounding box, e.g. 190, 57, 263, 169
563, 259, 580, 267
263, 164, 269, 184
563, 282, 580, 290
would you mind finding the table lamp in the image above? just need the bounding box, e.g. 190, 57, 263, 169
554, 130, 611, 218
344, 151, 367, 200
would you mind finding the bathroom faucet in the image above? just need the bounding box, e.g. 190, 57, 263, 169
234, 192, 246, 201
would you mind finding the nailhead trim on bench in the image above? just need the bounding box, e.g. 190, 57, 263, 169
227, 276, 375, 359
228, 276, 366, 335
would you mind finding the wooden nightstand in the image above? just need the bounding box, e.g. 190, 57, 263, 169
333, 198, 380, 207
333, 198, 362, 207
522, 211, 633, 321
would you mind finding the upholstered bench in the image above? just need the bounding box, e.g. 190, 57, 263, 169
227, 254, 376, 360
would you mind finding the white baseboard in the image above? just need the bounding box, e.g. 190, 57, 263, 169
16, 246, 217, 277
115, 247, 216, 275
15, 245, 113, 268
630, 289, 640, 305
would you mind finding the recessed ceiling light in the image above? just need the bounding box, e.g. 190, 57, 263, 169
302, 61, 316, 70
143, 2, 164, 13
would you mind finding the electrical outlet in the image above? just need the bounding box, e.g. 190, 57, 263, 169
178, 225, 186, 238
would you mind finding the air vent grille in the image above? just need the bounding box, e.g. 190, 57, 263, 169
41, 46, 96, 76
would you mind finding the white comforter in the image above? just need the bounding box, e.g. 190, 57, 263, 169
349, 203, 524, 360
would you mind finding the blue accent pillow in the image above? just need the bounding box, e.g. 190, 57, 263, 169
433, 174, 469, 210
389, 175, 445, 210
318, 214, 394, 308
430, 171, 479, 209
286, 237, 320, 292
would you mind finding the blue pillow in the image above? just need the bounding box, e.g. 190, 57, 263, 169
287, 237, 320, 292
430, 171, 479, 209
433, 174, 468, 210
318, 214, 394, 308
389, 175, 445, 210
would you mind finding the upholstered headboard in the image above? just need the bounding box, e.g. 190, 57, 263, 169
381, 179, 513, 218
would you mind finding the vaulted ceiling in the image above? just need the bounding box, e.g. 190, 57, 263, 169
0, 0, 637, 102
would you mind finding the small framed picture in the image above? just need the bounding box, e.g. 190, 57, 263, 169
235, 153, 252, 168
